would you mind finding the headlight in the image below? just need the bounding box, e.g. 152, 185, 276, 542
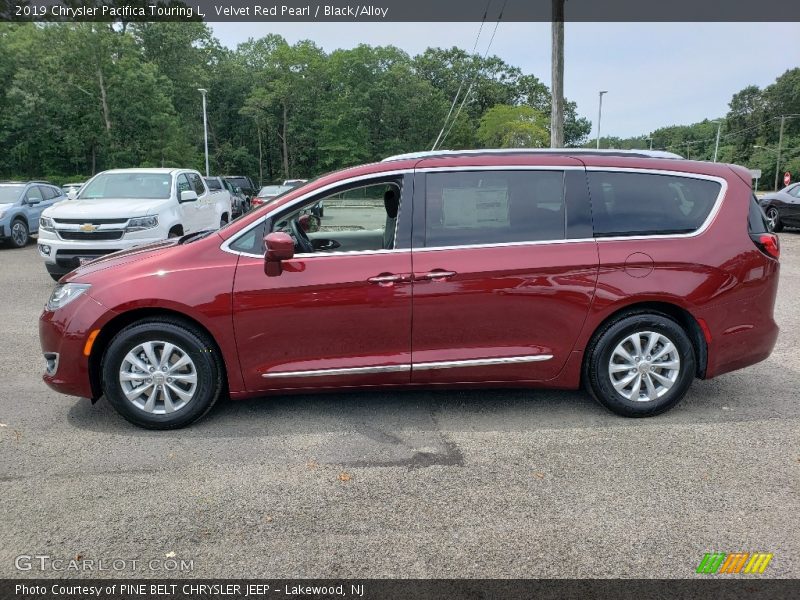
46, 283, 90, 311
39, 217, 55, 232
125, 216, 158, 233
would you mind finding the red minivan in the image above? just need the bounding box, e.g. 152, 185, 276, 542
39, 150, 780, 429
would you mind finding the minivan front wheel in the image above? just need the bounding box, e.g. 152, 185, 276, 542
585, 312, 695, 417
102, 319, 223, 429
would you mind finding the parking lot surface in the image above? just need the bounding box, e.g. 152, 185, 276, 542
0, 235, 798, 578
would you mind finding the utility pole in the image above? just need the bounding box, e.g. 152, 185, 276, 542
775, 115, 785, 191
713, 120, 722, 162
198, 88, 210, 177
550, 0, 564, 148
647, 136, 653, 150
596, 91, 607, 149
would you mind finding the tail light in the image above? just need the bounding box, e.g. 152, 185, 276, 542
750, 233, 780, 260
251, 197, 265, 207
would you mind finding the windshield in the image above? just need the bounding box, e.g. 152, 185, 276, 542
80, 173, 172, 200
0, 184, 24, 203
259, 185, 292, 197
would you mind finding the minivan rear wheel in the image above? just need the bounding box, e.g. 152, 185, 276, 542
101, 319, 224, 429
585, 312, 695, 417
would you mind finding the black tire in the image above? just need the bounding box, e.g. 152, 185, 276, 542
584, 311, 696, 417
101, 318, 224, 429
9, 218, 29, 248
766, 207, 783, 233
168, 228, 182, 238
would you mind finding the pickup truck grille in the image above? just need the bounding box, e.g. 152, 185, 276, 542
59, 231, 124, 241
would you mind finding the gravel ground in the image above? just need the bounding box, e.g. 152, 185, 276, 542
0, 235, 797, 579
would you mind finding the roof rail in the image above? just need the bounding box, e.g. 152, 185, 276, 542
382, 148, 684, 162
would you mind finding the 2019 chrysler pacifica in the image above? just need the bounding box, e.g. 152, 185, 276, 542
39, 149, 780, 429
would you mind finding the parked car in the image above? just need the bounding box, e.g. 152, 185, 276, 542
759, 182, 800, 231
62, 182, 85, 197
40, 149, 780, 429
38, 168, 232, 281
252, 184, 292, 209
0, 181, 65, 248
204, 176, 247, 217
223, 176, 257, 202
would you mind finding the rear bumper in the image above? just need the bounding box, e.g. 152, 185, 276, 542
39, 294, 117, 399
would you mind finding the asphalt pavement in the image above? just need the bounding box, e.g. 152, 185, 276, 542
0, 233, 798, 578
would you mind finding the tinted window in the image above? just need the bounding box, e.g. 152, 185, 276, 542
424, 170, 565, 247
40, 186, 59, 200
748, 195, 768, 234
204, 178, 222, 190
189, 173, 205, 195
788, 185, 800, 198
589, 172, 721, 237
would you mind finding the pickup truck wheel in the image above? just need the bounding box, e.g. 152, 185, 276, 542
102, 319, 224, 429
9, 219, 29, 248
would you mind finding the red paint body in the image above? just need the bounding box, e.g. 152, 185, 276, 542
40, 154, 779, 402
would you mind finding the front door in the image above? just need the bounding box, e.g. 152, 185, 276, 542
410, 166, 599, 384
231, 175, 413, 391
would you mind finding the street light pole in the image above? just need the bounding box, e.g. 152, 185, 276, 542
713, 120, 722, 162
646, 136, 653, 150
198, 88, 210, 177
774, 115, 785, 191
596, 90, 607, 149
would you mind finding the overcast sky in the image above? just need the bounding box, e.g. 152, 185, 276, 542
209, 22, 800, 139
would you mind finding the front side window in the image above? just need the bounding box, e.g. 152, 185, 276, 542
788, 184, 800, 198
176, 174, 191, 195
589, 171, 721, 237
25, 186, 44, 202
424, 170, 566, 248
271, 180, 402, 254
81, 173, 173, 200
189, 173, 206, 195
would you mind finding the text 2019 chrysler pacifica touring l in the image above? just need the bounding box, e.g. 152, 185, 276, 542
39, 150, 780, 429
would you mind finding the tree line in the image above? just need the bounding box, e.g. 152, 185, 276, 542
0, 22, 797, 189
0, 22, 589, 185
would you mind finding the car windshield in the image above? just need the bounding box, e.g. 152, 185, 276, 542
259, 185, 292, 197
0, 184, 24, 203
80, 173, 172, 200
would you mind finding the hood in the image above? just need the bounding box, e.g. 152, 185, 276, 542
0, 203, 14, 213
43, 197, 170, 219
64, 238, 181, 281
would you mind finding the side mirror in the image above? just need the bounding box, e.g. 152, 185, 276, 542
179, 190, 198, 203
264, 232, 295, 276
26, 197, 41, 205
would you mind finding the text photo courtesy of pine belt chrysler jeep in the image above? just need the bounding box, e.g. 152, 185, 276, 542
39, 150, 780, 429
37, 168, 232, 281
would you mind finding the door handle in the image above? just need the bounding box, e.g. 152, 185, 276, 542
416, 270, 457, 281
368, 273, 410, 286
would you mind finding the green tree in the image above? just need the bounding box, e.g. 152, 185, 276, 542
477, 105, 549, 148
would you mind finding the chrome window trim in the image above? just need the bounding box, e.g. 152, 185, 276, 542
263, 364, 410, 378
412, 355, 553, 371
221, 168, 412, 258
223, 165, 728, 257
262, 354, 553, 378
585, 167, 728, 242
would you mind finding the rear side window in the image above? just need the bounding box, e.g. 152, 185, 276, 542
39, 186, 58, 200
588, 172, 721, 237
424, 170, 565, 247
748, 195, 769, 234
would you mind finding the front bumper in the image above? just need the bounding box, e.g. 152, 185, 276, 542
37, 231, 165, 274
39, 293, 117, 399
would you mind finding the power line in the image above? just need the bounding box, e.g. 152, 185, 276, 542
437, 0, 509, 149
430, 0, 493, 151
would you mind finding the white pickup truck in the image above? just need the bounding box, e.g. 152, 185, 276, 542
38, 168, 231, 281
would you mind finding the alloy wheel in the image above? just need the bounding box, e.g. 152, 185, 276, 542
119, 340, 198, 414
11, 222, 27, 246
608, 331, 681, 402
